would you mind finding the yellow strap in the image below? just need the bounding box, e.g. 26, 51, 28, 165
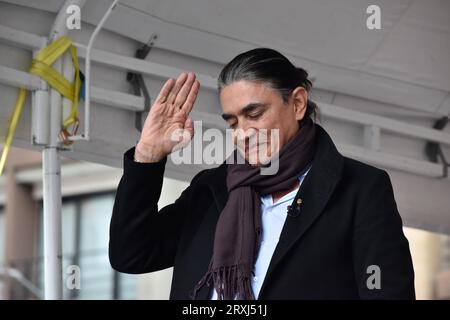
31, 60, 75, 99
30, 37, 81, 129
0, 36, 81, 175
0, 89, 26, 174
35, 36, 73, 66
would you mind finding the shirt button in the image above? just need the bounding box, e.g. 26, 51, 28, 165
253, 276, 258, 282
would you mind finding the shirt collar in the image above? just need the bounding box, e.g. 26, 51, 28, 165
260, 164, 312, 207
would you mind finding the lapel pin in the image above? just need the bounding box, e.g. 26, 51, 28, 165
287, 198, 302, 217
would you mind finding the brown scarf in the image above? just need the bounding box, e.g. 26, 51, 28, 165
192, 118, 316, 300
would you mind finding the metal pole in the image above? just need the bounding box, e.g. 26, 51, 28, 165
42, 61, 63, 300
70, 0, 120, 141
42, 0, 85, 300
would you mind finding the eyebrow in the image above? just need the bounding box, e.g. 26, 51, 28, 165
221, 103, 269, 121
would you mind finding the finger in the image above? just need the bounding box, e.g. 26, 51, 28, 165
179, 118, 194, 149
173, 73, 196, 110
167, 72, 188, 106
184, 117, 194, 138
155, 78, 175, 104
181, 80, 200, 114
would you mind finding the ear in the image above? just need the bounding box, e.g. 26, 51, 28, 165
291, 86, 308, 121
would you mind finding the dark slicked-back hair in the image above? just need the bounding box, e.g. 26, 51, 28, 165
218, 48, 317, 124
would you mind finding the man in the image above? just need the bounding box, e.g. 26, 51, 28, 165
109, 48, 415, 299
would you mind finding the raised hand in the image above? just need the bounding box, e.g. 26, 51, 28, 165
135, 72, 200, 163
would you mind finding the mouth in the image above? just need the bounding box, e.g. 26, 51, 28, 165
244, 142, 270, 157
245, 143, 259, 153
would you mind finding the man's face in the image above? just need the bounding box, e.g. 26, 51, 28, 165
220, 80, 307, 166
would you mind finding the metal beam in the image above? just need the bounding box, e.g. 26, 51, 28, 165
338, 143, 444, 178
0, 65, 43, 90
75, 44, 218, 90
320, 103, 450, 145
0, 24, 45, 50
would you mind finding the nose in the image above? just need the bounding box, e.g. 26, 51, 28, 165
233, 126, 256, 141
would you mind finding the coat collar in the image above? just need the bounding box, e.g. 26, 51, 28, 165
194, 124, 344, 299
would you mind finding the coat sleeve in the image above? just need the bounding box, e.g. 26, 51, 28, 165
109, 147, 204, 274
352, 170, 415, 299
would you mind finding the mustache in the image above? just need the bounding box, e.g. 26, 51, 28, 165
235, 134, 271, 147
237, 138, 270, 150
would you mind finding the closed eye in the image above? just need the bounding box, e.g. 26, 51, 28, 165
228, 122, 237, 129
247, 112, 263, 120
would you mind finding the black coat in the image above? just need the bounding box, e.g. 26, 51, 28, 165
109, 124, 415, 300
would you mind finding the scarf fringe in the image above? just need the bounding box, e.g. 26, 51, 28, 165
191, 264, 255, 300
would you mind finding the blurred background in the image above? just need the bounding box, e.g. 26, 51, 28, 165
0, 0, 449, 299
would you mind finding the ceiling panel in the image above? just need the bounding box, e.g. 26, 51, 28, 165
362, 0, 450, 93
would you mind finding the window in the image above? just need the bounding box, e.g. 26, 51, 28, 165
403, 227, 450, 300
38, 192, 137, 299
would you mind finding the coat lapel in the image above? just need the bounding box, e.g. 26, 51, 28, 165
258, 125, 344, 297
